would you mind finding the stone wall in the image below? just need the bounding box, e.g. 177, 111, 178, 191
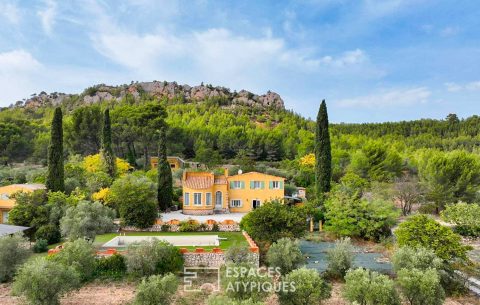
122, 223, 240, 232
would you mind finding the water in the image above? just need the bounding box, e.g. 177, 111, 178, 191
300, 240, 393, 274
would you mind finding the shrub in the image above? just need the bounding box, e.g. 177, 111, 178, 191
207, 295, 264, 305
441, 202, 480, 237
161, 224, 170, 232
94, 253, 127, 279
60, 200, 115, 240
179, 220, 200, 232
397, 268, 445, 305
395, 214, 471, 260
392, 246, 443, 273
324, 192, 399, 241
343, 268, 401, 305
225, 244, 252, 264
212, 223, 220, 231
35, 224, 61, 244
0, 234, 31, 282
222, 263, 272, 302
278, 267, 331, 305
33, 238, 49, 253
133, 273, 178, 305
266, 238, 304, 275
326, 237, 354, 279
12, 257, 80, 305
52, 239, 96, 281
125, 240, 183, 277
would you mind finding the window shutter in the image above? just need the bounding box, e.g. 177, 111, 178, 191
280, 181, 284, 189
250, 181, 254, 189
261, 181, 265, 189
230, 181, 234, 189
269, 181, 273, 189
241, 181, 245, 189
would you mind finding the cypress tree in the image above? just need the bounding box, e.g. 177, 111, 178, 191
157, 127, 173, 211
101, 109, 116, 178
315, 100, 332, 202
46, 107, 65, 192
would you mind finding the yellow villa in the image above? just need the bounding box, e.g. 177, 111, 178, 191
182, 169, 285, 215
0, 184, 45, 224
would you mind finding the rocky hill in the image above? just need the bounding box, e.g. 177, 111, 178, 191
15, 81, 285, 111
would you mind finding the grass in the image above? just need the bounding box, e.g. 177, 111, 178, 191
94, 231, 248, 250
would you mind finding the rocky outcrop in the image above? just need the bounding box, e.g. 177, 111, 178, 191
19, 81, 285, 111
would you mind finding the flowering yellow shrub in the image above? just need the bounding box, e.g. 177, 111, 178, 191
92, 187, 110, 203
83, 154, 132, 175
299, 153, 315, 167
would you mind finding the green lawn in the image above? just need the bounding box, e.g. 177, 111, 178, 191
94, 231, 248, 250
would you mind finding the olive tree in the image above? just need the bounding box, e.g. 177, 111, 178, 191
133, 273, 178, 305
266, 238, 304, 274
397, 268, 445, 305
326, 237, 354, 278
0, 234, 31, 282
392, 246, 443, 273
278, 267, 331, 305
52, 238, 96, 281
225, 244, 252, 264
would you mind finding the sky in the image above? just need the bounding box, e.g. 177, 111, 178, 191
0, 0, 479, 123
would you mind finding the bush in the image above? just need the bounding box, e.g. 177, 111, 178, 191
392, 246, 443, 273
225, 244, 252, 264
35, 224, 61, 244
266, 238, 304, 275
52, 239, 96, 281
161, 224, 170, 232
60, 200, 115, 240
0, 234, 31, 282
324, 192, 399, 241
94, 253, 127, 279
441, 202, 480, 237
133, 273, 178, 305
33, 238, 49, 253
12, 257, 80, 305
395, 214, 471, 260
397, 268, 445, 305
326, 237, 354, 279
222, 263, 272, 302
343, 268, 401, 305
125, 239, 183, 277
212, 223, 220, 231
207, 295, 264, 305
278, 267, 331, 305
179, 220, 200, 232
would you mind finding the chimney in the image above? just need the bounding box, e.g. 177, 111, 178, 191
224, 168, 229, 177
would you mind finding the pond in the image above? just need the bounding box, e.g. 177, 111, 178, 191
300, 240, 393, 274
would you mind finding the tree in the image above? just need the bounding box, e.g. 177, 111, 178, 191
101, 109, 116, 178
240, 201, 307, 245
157, 127, 173, 211
392, 246, 443, 273
65, 105, 102, 155
222, 262, 272, 302
326, 237, 354, 278
225, 244, 253, 264
109, 174, 157, 228
393, 175, 423, 216
52, 239, 96, 281
12, 257, 80, 305
441, 202, 480, 237
343, 268, 401, 305
60, 200, 115, 240
315, 100, 331, 202
125, 240, 183, 277
397, 268, 445, 305
266, 238, 304, 274
278, 268, 331, 305
46, 107, 65, 192
133, 273, 178, 305
0, 234, 31, 282
207, 295, 264, 305
395, 214, 470, 260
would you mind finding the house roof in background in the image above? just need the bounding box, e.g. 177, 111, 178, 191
0, 224, 30, 237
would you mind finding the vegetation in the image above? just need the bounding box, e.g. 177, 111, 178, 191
52, 239, 96, 281
93, 253, 127, 279
326, 237, 354, 278
157, 127, 173, 211
441, 202, 480, 237
392, 246, 443, 273
315, 100, 331, 202
100, 109, 116, 178
266, 238, 304, 274
133, 273, 178, 305
397, 268, 445, 305
225, 244, 252, 264
46, 107, 65, 192
221, 263, 272, 302
0, 234, 31, 282
278, 268, 331, 305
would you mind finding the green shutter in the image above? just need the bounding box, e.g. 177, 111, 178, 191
269, 181, 273, 189
261, 181, 265, 189
250, 181, 254, 189
230, 181, 234, 189
241, 181, 245, 189
279, 181, 284, 189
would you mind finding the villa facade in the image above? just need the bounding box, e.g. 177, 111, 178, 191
0, 184, 45, 224
182, 169, 285, 215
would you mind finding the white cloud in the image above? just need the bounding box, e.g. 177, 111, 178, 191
0, 50, 42, 72
440, 26, 460, 37
37, 0, 57, 35
337, 87, 431, 108
0, 1, 21, 25
445, 81, 480, 92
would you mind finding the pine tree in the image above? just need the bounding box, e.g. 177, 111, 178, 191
157, 127, 173, 211
315, 100, 332, 203
46, 107, 65, 192
101, 109, 116, 177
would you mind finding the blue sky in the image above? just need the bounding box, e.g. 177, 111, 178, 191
0, 0, 479, 123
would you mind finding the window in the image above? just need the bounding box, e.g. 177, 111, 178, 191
252, 181, 261, 189
230, 200, 242, 208
0, 193, 8, 200
2, 211, 9, 223
184, 193, 190, 206
194, 193, 202, 205
272, 181, 280, 189
231, 181, 242, 189
206, 193, 212, 206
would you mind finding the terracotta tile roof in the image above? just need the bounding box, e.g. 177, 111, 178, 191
184, 176, 213, 189
214, 176, 227, 185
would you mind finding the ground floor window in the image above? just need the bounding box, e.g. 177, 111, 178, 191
206, 193, 212, 206
194, 193, 202, 205
2, 211, 9, 223
252, 199, 261, 209
184, 193, 190, 206
230, 199, 242, 208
